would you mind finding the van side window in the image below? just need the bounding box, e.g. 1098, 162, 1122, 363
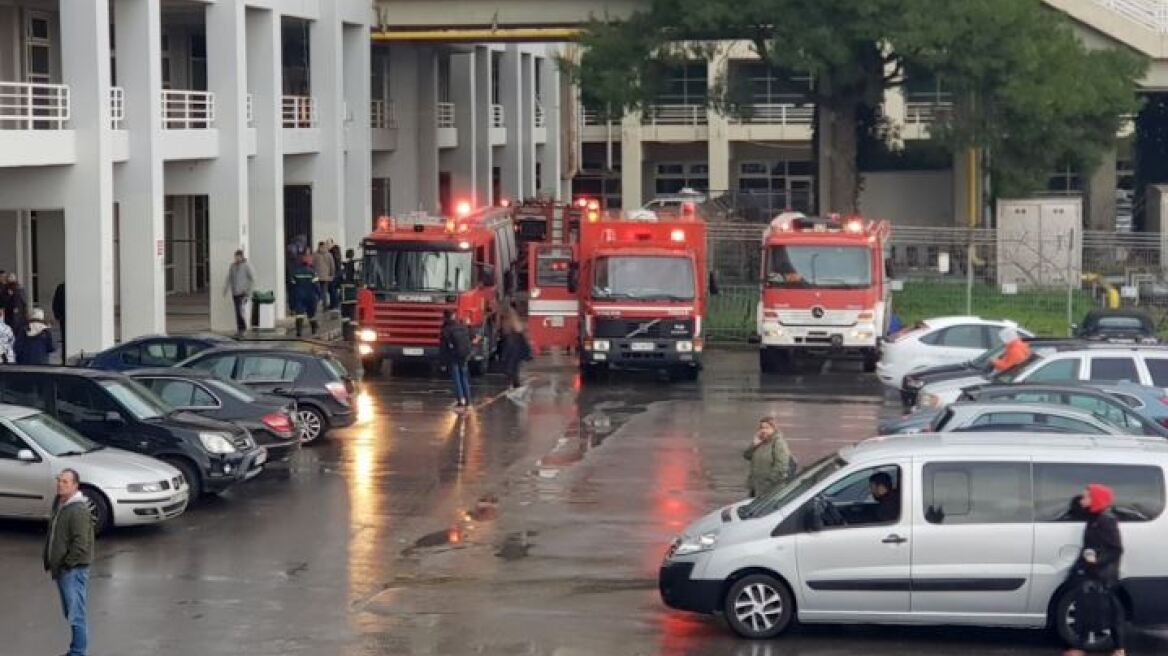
1034, 463, 1165, 523
816, 465, 901, 527
0, 376, 49, 410
1023, 358, 1080, 383
55, 379, 104, 424
923, 462, 1031, 525
1089, 357, 1139, 383
1143, 358, 1168, 387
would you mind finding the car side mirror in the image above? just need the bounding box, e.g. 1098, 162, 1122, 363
803, 506, 823, 532
567, 262, 579, 294
708, 272, 720, 296
16, 449, 37, 463
104, 411, 125, 424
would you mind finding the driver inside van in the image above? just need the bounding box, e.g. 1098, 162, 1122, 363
869, 472, 900, 522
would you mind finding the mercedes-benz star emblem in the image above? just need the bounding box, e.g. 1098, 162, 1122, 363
811, 306, 826, 319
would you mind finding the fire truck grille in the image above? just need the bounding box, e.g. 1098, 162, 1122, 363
777, 309, 859, 327
593, 318, 694, 339
372, 303, 453, 345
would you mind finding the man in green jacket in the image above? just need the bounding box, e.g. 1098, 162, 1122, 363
744, 417, 793, 498
43, 468, 93, 656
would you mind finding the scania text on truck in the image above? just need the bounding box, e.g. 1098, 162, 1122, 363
756, 213, 891, 374
355, 206, 518, 376
569, 207, 713, 380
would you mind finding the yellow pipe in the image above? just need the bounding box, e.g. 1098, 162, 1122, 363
371, 27, 584, 43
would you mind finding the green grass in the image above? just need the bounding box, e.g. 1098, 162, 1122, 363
892, 281, 1094, 337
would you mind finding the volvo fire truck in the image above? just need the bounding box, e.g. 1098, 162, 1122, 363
755, 212, 891, 374
570, 206, 711, 380
355, 206, 518, 376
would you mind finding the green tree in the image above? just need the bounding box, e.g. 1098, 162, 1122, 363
568, 0, 1145, 213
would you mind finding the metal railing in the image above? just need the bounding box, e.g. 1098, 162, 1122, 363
1095, 0, 1168, 33
730, 103, 814, 125
436, 101, 455, 128
371, 99, 397, 129
534, 101, 546, 128
0, 81, 69, 129
643, 103, 708, 126
161, 89, 215, 129
282, 95, 316, 129
109, 87, 125, 130
246, 93, 254, 126
490, 103, 504, 128
581, 108, 608, 126
904, 100, 953, 127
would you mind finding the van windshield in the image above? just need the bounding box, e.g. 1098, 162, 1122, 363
738, 454, 848, 519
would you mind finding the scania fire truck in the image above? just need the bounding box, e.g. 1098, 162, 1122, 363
755, 212, 891, 374
569, 208, 711, 380
356, 206, 517, 376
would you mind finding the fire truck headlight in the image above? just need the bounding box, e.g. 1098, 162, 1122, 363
763, 326, 784, 338
591, 339, 610, 352
856, 311, 875, 322
458, 240, 471, 250
852, 329, 874, 340
358, 329, 378, 343
358, 344, 374, 356
676, 340, 694, 353
530, 288, 541, 298
670, 229, 685, 242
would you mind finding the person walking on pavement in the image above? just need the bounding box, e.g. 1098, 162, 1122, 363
339, 248, 359, 340
313, 241, 336, 311
44, 469, 94, 656
743, 417, 793, 498
0, 307, 15, 364
500, 308, 531, 395
291, 253, 320, 336
15, 307, 54, 365
223, 250, 255, 337
1064, 484, 1126, 656
328, 240, 344, 310
440, 310, 473, 410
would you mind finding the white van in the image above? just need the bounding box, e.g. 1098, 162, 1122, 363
659, 433, 1168, 646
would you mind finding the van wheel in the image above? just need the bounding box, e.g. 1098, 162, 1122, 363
1053, 585, 1118, 652
723, 574, 795, 639
82, 486, 112, 536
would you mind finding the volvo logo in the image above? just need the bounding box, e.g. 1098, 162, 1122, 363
811, 306, 826, 319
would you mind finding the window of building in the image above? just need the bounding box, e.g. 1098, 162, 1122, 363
491, 52, 502, 105
438, 56, 451, 103
655, 62, 707, 106
654, 162, 708, 195
923, 462, 1031, 525
372, 178, 391, 226
1046, 163, 1083, 195
736, 160, 815, 215
731, 62, 813, 105
903, 64, 951, 104
1034, 463, 1165, 522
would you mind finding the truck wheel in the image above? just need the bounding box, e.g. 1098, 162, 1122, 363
723, 573, 795, 639
862, 350, 878, 373
759, 348, 778, 374
361, 356, 383, 377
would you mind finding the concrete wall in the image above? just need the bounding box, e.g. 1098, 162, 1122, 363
859, 171, 955, 226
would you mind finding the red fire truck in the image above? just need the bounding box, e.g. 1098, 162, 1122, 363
511, 198, 582, 293
355, 205, 518, 376
569, 206, 712, 380
755, 212, 891, 374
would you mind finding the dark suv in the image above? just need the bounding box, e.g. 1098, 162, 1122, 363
0, 367, 266, 498
176, 345, 356, 444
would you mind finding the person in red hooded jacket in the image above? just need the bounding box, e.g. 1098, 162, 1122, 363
1064, 483, 1125, 656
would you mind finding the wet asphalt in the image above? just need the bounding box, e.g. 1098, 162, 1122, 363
1, 349, 1166, 655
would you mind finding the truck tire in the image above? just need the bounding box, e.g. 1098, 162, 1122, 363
862, 350, 878, 373
361, 356, 383, 377
760, 348, 793, 374
759, 348, 778, 374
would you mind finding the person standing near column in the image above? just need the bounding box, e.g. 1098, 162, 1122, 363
223, 250, 255, 337
313, 241, 336, 312
43, 469, 94, 656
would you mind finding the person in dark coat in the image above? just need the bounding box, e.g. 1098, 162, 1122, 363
1064, 483, 1126, 656
15, 308, 54, 365
2, 272, 27, 330
290, 254, 319, 336
328, 240, 343, 310
499, 308, 531, 393
439, 310, 472, 409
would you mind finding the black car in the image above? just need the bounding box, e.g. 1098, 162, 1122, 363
1074, 309, 1158, 343
127, 368, 302, 462
0, 367, 267, 498
78, 333, 235, 371
175, 345, 356, 443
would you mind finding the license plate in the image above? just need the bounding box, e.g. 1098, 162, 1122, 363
402, 347, 424, 356
254, 449, 267, 466
630, 341, 655, 352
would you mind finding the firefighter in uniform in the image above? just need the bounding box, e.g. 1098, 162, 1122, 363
340, 248, 359, 341
291, 253, 320, 336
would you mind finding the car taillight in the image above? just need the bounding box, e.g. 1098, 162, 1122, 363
262, 413, 294, 435
326, 381, 351, 405
1159, 397, 1168, 406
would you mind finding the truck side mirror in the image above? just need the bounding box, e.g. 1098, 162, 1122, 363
567, 262, 579, 294
708, 272, 720, 296
478, 264, 495, 287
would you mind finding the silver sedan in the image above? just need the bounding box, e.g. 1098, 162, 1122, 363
911, 401, 1131, 436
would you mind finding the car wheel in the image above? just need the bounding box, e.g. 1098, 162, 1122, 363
81, 486, 112, 536
163, 458, 202, 500
1053, 585, 1118, 652
723, 574, 795, 639
297, 406, 327, 444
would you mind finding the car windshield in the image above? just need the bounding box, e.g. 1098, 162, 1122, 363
15, 413, 102, 456
363, 246, 473, 293
738, 455, 847, 519
766, 245, 871, 289
206, 378, 257, 403
1094, 317, 1147, 332
592, 255, 695, 301
99, 379, 173, 421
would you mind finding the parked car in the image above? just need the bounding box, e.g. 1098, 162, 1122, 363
916, 343, 1168, 409
1073, 309, 1157, 343
1099, 380, 1168, 430
659, 432, 1168, 644
0, 367, 266, 499
78, 333, 235, 370
876, 316, 1030, 390
880, 382, 1168, 438
176, 345, 355, 443
923, 402, 1129, 435
127, 368, 301, 462
0, 404, 189, 534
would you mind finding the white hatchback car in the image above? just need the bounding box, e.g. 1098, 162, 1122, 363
0, 404, 188, 534
876, 316, 1030, 389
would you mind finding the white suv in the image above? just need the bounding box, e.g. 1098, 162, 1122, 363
876, 316, 1030, 389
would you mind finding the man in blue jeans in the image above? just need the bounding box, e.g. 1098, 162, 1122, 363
440, 310, 473, 409
44, 468, 93, 656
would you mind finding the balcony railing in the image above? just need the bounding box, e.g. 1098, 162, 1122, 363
371, 99, 397, 129
730, 103, 814, 126
0, 81, 69, 130
490, 103, 504, 128
246, 93, 254, 126
581, 108, 609, 126
643, 104, 707, 126
109, 87, 125, 130
534, 102, 546, 128
436, 101, 455, 128
1095, 0, 1168, 32
161, 90, 215, 129
904, 100, 953, 127
282, 95, 316, 129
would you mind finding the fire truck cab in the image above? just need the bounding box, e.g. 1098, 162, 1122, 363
511, 198, 579, 293
570, 208, 711, 380
756, 212, 891, 374
356, 206, 518, 376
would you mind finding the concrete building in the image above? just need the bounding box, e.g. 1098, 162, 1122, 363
0, 0, 562, 355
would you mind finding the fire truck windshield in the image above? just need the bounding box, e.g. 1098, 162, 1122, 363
362, 247, 474, 293
766, 246, 871, 289
592, 255, 695, 301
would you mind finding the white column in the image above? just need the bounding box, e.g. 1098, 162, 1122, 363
538, 54, 562, 200
61, 0, 116, 353
246, 8, 286, 316
707, 51, 730, 195
520, 53, 536, 196
343, 22, 371, 247
206, 0, 249, 332
414, 46, 440, 212
387, 44, 421, 213
311, 7, 345, 245
113, 0, 165, 339
473, 46, 492, 206
621, 114, 644, 209
449, 49, 478, 206
498, 45, 523, 201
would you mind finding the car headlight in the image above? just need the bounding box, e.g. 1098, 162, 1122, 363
592, 339, 610, 351
358, 328, 378, 343
676, 340, 694, 352
127, 482, 164, 494
673, 531, 719, 556
198, 432, 237, 454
